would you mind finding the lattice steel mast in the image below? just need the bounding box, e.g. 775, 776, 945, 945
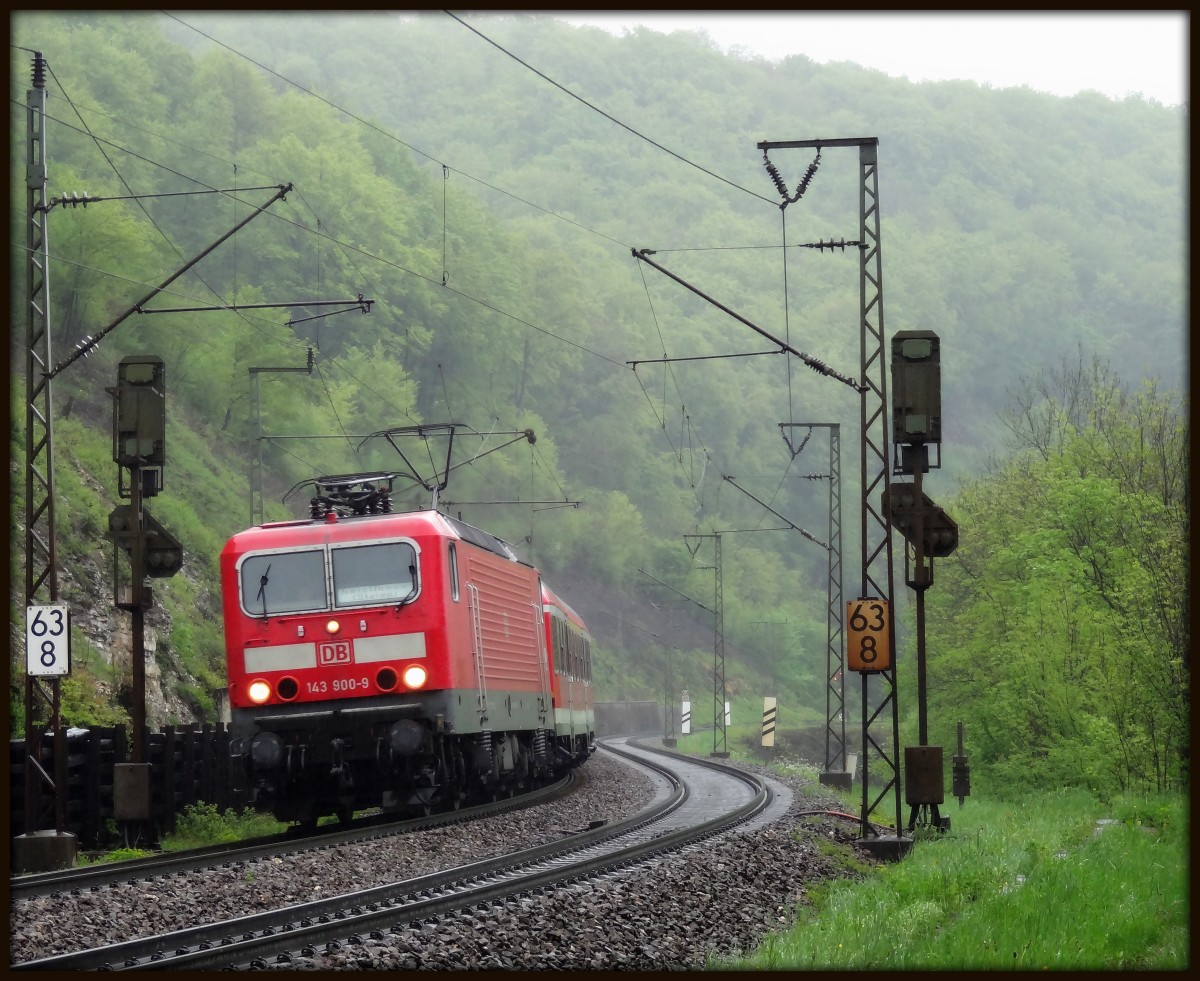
21, 50, 67, 840
758, 137, 904, 853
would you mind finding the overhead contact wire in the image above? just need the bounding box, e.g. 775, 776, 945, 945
446, 11, 776, 207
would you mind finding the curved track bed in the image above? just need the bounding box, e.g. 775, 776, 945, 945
13, 740, 767, 971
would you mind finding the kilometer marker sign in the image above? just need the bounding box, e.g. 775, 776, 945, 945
846, 598, 890, 672
27, 605, 71, 677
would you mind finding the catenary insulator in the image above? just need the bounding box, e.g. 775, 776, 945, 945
763, 156, 789, 198
796, 158, 820, 199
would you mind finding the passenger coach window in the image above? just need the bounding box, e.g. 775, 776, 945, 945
331, 542, 418, 607
241, 550, 326, 616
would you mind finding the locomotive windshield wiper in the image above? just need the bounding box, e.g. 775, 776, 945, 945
256, 563, 271, 619
395, 563, 419, 611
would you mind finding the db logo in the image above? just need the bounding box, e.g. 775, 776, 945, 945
318, 641, 353, 666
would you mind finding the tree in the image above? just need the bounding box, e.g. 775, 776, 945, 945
915, 357, 1188, 795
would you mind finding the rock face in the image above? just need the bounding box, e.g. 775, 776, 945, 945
107, 601, 189, 727
19, 538, 205, 730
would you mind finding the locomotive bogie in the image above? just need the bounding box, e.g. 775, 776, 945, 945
231, 708, 562, 820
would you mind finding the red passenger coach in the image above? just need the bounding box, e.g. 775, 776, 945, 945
542, 584, 595, 751
222, 475, 594, 826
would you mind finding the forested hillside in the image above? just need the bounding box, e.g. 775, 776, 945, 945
8, 12, 1187, 795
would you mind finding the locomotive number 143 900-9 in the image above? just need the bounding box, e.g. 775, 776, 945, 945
307, 677, 371, 695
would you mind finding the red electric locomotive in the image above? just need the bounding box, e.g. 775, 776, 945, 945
222, 472, 594, 826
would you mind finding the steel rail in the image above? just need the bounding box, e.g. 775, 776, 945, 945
16, 743, 739, 971
154, 745, 761, 971
10, 771, 580, 902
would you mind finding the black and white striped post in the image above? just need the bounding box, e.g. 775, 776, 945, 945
680, 690, 691, 735
761, 696, 777, 751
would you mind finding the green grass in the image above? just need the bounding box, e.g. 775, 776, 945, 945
77, 846, 156, 865
76, 803, 287, 863
158, 802, 287, 851
714, 788, 1188, 970
70, 762, 1186, 971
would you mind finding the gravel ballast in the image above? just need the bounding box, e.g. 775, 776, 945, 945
8, 750, 877, 970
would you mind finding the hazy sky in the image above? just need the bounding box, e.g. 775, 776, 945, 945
554, 12, 1188, 107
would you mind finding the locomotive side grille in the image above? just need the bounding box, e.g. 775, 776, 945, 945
466, 551, 541, 687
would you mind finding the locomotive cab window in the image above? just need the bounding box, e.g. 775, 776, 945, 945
448, 543, 460, 601
331, 541, 418, 607
240, 549, 327, 616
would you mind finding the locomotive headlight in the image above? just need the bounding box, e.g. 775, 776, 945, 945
247, 679, 273, 704
325, 619, 341, 635
402, 664, 428, 690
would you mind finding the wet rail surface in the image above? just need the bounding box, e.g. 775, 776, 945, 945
12, 739, 770, 971
10, 771, 580, 903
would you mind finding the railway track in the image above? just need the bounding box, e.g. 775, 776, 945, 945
13, 739, 771, 971
10, 770, 581, 904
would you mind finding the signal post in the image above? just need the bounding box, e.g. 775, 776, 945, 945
106, 356, 183, 838
884, 331, 967, 832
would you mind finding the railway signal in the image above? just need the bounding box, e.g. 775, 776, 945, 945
890, 330, 942, 474
889, 329, 959, 833
108, 505, 183, 579
113, 356, 165, 484
881, 486, 958, 560
107, 355, 186, 826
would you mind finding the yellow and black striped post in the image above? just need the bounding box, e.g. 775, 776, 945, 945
761, 696, 777, 748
